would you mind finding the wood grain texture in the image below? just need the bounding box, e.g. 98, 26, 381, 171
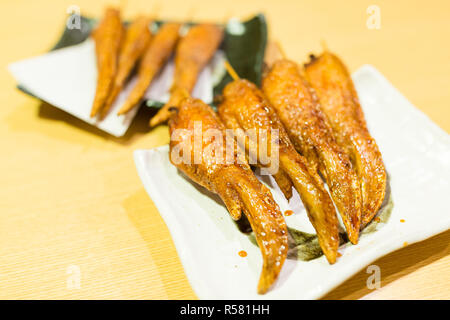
0, 0, 449, 299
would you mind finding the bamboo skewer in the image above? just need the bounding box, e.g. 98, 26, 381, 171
224, 60, 240, 81
275, 40, 287, 59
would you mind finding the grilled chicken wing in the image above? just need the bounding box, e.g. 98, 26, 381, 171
118, 23, 181, 115
150, 23, 223, 127
90, 8, 123, 117
304, 51, 386, 227
218, 79, 339, 263
101, 16, 152, 118
262, 59, 362, 243
169, 97, 288, 294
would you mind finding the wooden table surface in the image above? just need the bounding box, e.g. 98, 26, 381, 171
1, 0, 449, 299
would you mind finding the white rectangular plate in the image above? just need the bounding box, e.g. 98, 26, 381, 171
134, 65, 450, 299
8, 39, 219, 137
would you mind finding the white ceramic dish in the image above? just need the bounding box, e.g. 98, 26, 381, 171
8, 39, 218, 137
134, 65, 450, 299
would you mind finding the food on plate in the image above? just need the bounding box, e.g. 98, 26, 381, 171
217, 69, 339, 264
304, 50, 386, 227
262, 59, 362, 243
36, 8, 391, 292
90, 7, 124, 117
101, 16, 153, 118
118, 23, 181, 115
150, 23, 224, 127
168, 95, 288, 294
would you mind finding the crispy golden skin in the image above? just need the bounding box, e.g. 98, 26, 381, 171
262, 59, 362, 244
169, 98, 288, 294
90, 8, 123, 117
150, 23, 223, 127
100, 16, 153, 118
118, 23, 181, 115
304, 51, 386, 227
218, 79, 339, 263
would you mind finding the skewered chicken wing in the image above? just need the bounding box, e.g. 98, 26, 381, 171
118, 23, 181, 115
101, 16, 153, 118
169, 97, 288, 294
218, 79, 339, 263
90, 8, 123, 117
262, 59, 362, 244
304, 51, 386, 227
150, 23, 223, 127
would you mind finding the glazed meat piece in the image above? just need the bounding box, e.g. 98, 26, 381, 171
150, 23, 223, 127
90, 8, 123, 117
262, 59, 361, 243
101, 16, 153, 118
218, 79, 339, 263
118, 23, 181, 115
169, 97, 288, 294
304, 51, 386, 227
